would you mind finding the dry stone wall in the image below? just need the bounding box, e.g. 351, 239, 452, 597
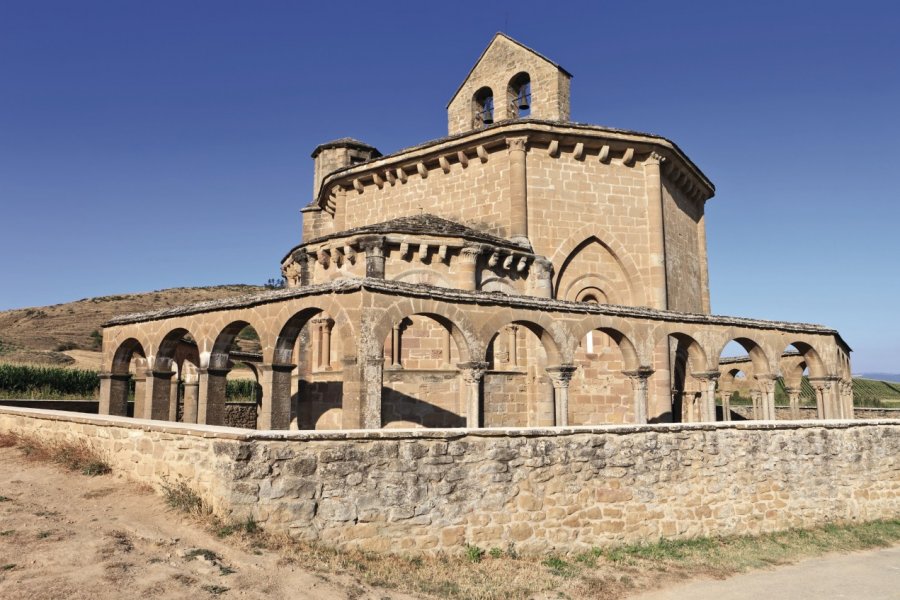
3, 406, 899, 556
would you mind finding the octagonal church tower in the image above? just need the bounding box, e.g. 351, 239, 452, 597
284, 33, 714, 316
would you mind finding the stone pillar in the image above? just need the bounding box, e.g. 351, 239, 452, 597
692, 372, 719, 422
755, 375, 777, 421
546, 365, 577, 426
841, 380, 855, 419
721, 391, 733, 422
749, 390, 761, 420
507, 326, 518, 366
197, 367, 229, 426
99, 373, 130, 416
321, 318, 333, 370
624, 368, 654, 425
311, 319, 321, 372
360, 236, 386, 279
362, 357, 384, 429
143, 370, 174, 421
527, 257, 553, 298
132, 371, 147, 420
811, 379, 828, 419
182, 375, 199, 424
258, 363, 295, 430
786, 387, 801, 420
457, 245, 481, 290
507, 136, 530, 247
168, 376, 180, 422
441, 329, 452, 368
811, 377, 840, 419
391, 325, 401, 368
458, 361, 488, 428
697, 211, 711, 314
340, 357, 362, 429
643, 152, 668, 310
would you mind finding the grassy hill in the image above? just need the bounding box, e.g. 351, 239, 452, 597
0, 285, 266, 367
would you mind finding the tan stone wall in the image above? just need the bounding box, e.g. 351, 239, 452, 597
662, 178, 705, 312
4, 406, 899, 556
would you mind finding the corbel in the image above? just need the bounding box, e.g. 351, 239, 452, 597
457, 150, 469, 168
396, 167, 407, 183
502, 255, 514, 270
332, 246, 344, 267
573, 142, 585, 161
372, 173, 384, 189
476, 145, 488, 163
344, 244, 356, 264
439, 156, 451, 174
548, 140, 560, 158
598, 145, 610, 164
399, 242, 410, 258
516, 256, 529, 272
622, 147, 635, 167
352, 178, 364, 193
488, 251, 500, 267
418, 243, 429, 262
438, 245, 448, 262
385, 169, 396, 185
416, 162, 428, 179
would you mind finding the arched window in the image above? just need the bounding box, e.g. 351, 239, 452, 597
508, 72, 531, 118
473, 87, 494, 129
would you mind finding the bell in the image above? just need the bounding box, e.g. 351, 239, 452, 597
482, 112, 494, 125
517, 94, 530, 111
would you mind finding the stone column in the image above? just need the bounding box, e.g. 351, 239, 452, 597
360, 236, 386, 279
132, 371, 147, 419
755, 375, 777, 420
391, 325, 402, 368
457, 245, 481, 290
546, 365, 577, 426
643, 152, 668, 310
811, 377, 840, 419
340, 357, 362, 429
197, 367, 229, 426
697, 211, 711, 314
458, 361, 488, 428
441, 329, 452, 368
168, 376, 180, 422
507, 136, 530, 247
841, 380, 855, 419
320, 318, 333, 370
143, 370, 174, 421
624, 368, 654, 424
811, 379, 828, 419
182, 374, 199, 424
720, 391, 733, 422
311, 319, 321, 373
507, 326, 518, 367
258, 363, 295, 430
362, 357, 384, 429
99, 373, 130, 417
692, 372, 719, 422
786, 387, 801, 420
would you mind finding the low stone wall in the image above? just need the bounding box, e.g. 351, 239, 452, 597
2, 406, 899, 555
729, 406, 900, 421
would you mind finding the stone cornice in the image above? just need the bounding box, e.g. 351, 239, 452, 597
103, 278, 843, 344
307, 119, 716, 215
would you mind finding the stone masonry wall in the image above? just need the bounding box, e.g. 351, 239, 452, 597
3, 406, 899, 556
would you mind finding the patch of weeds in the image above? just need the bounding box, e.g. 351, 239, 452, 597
172, 573, 197, 586
108, 530, 133, 553
218, 564, 236, 575
1, 564, 14, 571
0, 496, 10, 502
37, 530, 53, 539
0, 433, 16, 448
543, 554, 574, 577
489, 546, 503, 559
148, 558, 164, 564
574, 547, 603, 568
185, 548, 221, 562
11, 434, 111, 477
161, 478, 206, 515
215, 517, 258, 538
0, 530, 14, 536
81, 460, 112, 476
201, 584, 229, 595
464, 543, 485, 563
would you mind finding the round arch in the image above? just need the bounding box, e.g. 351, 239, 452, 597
112, 338, 146, 375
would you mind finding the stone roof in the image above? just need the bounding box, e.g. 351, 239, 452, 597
103, 278, 846, 348
298, 213, 526, 250
311, 138, 382, 159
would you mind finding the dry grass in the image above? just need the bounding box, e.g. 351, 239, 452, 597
0, 432, 111, 476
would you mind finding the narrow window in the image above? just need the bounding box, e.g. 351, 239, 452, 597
473, 87, 494, 129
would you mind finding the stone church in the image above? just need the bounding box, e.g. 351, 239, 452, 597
99, 34, 853, 430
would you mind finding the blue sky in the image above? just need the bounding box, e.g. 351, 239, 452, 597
1, 1, 898, 372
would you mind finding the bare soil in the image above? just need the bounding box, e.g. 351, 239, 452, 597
0, 446, 410, 600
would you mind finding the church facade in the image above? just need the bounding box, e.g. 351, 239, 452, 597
99, 34, 853, 430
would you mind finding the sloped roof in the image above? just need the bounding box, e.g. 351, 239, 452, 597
304, 213, 520, 247
311, 138, 382, 159
446, 32, 573, 108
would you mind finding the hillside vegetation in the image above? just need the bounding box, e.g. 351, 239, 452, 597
0, 285, 266, 367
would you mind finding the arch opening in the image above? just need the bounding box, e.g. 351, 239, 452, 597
569, 325, 638, 425
507, 72, 531, 119
473, 86, 494, 128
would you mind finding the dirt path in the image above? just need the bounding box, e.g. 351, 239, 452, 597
0, 447, 409, 600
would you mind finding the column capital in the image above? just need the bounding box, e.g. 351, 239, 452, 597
358, 235, 385, 255
260, 362, 296, 373
545, 365, 577, 388
99, 372, 132, 381
643, 151, 666, 167
506, 135, 529, 152
199, 367, 231, 377
622, 367, 655, 381
457, 361, 489, 383
691, 370, 721, 382
459, 244, 482, 263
